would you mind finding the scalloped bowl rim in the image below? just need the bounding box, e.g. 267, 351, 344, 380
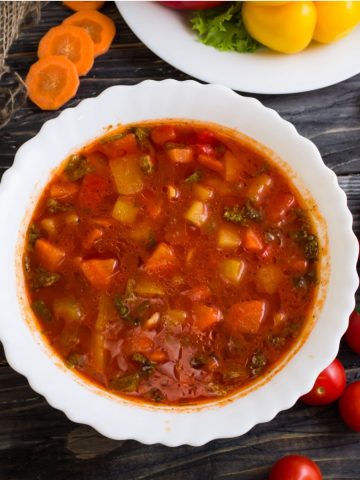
0, 80, 357, 446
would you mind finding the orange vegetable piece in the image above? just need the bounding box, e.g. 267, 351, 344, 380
63, 1, 105, 11
197, 153, 224, 175
167, 148, 194, 164
192, 305, 222, 332
151, 125, 176, 145
149, 350, 168, 363
186, 285, 211, 302
80, 258, 117, 289
144, 242, 177, 273
63, 10, 116, 57
99, 133, 138, 158
35, 239, 66, 272
82, 228, 103, 250
49, 181, 79, 199
128, 334, 154, 354
26, 56, 79, 110
226, 300, 267, 335
38, 25, 94, 76
243, 228, 264, 252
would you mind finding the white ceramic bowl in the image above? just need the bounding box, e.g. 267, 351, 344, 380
0, 80, 357, 446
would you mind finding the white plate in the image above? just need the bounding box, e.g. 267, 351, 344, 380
0, 80, 357, 446
117, 1, 360, 94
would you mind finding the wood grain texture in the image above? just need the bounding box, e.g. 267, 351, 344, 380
0, 2, 359, 480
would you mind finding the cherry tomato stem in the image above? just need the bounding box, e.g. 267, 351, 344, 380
300, 359, 346, 406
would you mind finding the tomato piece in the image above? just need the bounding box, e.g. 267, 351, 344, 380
339, 381, 360, 432
345, 310, 360, 354
269, 455, 322, 480
159, 1, 225, 9
196, 129, 217, 145
78, 174, 112, 209
300, 359, 346, 405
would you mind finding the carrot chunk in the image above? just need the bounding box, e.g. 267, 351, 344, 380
100, 133, 138, 158
226, 300, 267, 334
63, 10, 116, 57
192, 305, 222, 332
38, 25, 94, 76
243, 228, 264, 252
35, 238, 66, 272
63, 1, 105, 11
148, 350, 168, 363
26, 56, 79, 110
82, 228, 103, 250
197, 153, 224, 175
151, 125, 176, 145
167, 147, 194, 164
267, 192, 295, 223
80, 258, 117, 289
144, 242, 177, 273
50, 181, 79, 199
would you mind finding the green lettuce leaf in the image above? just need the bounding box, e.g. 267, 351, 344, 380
190, 2, 258, 53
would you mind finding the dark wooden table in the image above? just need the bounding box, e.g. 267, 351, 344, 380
1, 3, 359, 479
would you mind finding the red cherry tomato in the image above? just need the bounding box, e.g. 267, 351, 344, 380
269, 455, 322, 480
345, 310, 360, 355
339, 381, 360, 431
158, 1, 224, 10
300, 359, 346, 406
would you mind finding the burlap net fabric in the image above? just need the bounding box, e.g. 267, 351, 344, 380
0, 1, 42, 128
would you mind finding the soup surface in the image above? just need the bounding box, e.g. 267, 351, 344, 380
23, 121, 319, 405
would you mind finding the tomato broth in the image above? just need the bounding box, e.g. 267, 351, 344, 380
23, 121, 319, 405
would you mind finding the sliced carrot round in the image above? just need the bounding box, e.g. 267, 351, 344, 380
26, 55, 79, 110
63, 10, 116, 57
38, 25, 94, 76
63, 1, 104, 11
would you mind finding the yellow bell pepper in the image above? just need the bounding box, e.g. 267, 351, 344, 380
242, 1, 317, 54
313, 1, 360, 44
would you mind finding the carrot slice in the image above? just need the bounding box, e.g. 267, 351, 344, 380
35, 239, 66, 272
63, 1, 105, 11
63, 10, 116, 57
38, 25, 94, 76
226, 300, 267, 335
26, 56, 79, 110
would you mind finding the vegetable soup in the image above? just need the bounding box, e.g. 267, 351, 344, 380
23, 121, 319, 405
